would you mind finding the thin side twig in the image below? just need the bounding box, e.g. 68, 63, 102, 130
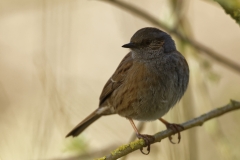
95, 100, 240, 160
101, 0, 240, 74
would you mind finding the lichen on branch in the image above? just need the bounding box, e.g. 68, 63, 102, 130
95, 100, 240, 160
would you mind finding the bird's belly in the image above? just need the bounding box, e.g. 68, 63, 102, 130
116, 79, 178, 121
114, 60, 187, 121
130, 92, 173, 121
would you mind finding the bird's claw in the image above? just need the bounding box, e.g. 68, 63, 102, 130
136, 134, 155, 155
165, 123, 184, 144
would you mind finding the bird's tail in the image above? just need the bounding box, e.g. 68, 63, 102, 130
66, 109, 101, 137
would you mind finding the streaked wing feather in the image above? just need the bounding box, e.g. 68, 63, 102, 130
99, 52, 133, 106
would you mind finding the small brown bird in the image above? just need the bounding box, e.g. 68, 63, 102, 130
66, 27, 189, 154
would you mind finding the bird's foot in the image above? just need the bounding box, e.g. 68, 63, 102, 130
165, 123, 184, 144
136, 133, 155, 155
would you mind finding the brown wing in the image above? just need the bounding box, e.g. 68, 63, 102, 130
99, 52, 133, 106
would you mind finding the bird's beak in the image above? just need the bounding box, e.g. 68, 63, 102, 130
122, 42, 136, 48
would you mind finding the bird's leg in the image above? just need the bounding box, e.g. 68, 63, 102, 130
128, 119, 155, 155
159, 118, 184, 144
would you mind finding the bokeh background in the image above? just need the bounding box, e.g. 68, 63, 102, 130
0, 0, 240, 160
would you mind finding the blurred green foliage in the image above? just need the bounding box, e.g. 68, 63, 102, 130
214, 0, 240, 25
63, 136, 88, 155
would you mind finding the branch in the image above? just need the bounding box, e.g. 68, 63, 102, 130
95, 100, 240, 160
214, 0, 240, 26
101, 0, 240, 74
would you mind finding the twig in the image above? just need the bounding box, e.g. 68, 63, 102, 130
95, 100, 240, 160
101, 0, 240, 74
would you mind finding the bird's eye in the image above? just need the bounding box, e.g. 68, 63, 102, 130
144, 40, 151, 45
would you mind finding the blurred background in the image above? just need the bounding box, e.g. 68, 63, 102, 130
0, 0, 240, 160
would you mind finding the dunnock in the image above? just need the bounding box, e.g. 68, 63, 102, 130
66, 27, 189, 154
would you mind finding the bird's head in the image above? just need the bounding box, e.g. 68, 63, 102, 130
122, 27, 176, 53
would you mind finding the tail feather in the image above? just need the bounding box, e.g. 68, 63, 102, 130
66, 110, 101, 137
